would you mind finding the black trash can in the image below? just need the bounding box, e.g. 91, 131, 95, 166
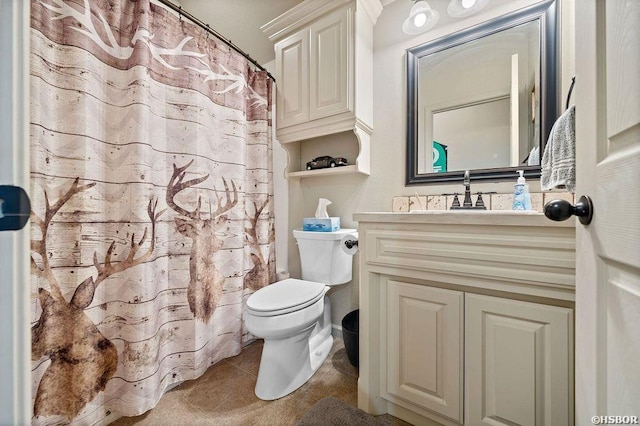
342, 309, 359, 368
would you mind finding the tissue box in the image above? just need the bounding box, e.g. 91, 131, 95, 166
302, 217, 340, 232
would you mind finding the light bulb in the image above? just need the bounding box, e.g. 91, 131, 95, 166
413, 12, 427, 27
461, 0, 477, 8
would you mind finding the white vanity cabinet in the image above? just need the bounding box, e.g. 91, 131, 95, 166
354, 212, 576, 426
465, 294, 573, 426
262, 0, 381, 178
387, 281, 464, 422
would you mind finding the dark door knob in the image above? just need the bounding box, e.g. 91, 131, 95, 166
544, 195, 593, 225
0, 185, 31, 231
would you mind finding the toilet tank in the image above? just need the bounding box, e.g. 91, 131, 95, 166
293, 229, 357, 285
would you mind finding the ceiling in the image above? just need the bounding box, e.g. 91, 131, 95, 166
177, 0, 523, 65
374, 0, 516, 49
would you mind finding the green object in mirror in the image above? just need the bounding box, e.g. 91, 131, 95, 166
432, 141, 447, 173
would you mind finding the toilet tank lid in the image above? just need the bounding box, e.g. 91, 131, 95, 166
246, 278, 326, 312
293, 228, 357, 240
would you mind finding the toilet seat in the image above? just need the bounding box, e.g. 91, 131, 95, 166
247, 278, 327, 317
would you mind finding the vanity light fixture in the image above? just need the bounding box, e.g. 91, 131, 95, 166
402, 0, 439, 35
447, 0, 490, 18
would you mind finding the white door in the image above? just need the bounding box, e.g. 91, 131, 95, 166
0, 0, 31, 423
574, 0, 640, 423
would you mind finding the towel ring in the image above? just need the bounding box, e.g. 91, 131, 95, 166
566, 76, 576, 110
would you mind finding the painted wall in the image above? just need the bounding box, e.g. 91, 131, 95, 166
279, 0, 575, 329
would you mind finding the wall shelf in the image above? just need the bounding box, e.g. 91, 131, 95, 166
280, 124, 371, 180
287, 165, 365, 180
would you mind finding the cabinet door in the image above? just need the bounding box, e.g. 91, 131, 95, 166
386, 281, 463, 422
275, 30, 309, 129
308, 6, 351, 121
465, 294, 573, 426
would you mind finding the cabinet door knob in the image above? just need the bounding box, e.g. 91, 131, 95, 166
544, 195, 593, 225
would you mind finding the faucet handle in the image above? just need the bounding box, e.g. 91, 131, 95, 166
451, 193, 461, 208
475, 192, 487, 209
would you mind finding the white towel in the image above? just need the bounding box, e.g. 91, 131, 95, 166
527, 145, 540, 166
541, 105, 576, 192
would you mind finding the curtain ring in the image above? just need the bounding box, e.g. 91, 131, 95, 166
178, 5, 182, 22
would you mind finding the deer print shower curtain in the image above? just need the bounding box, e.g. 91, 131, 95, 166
29, 0, 275, 423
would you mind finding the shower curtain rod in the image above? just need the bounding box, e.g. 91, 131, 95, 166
155, 0, 276, 82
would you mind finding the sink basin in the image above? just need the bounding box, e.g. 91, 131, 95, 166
407, 209, 539, 214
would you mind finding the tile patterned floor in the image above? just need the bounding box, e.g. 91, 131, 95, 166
110, 339, 412, 426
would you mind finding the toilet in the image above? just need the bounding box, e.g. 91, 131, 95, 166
245, 228, 357, 400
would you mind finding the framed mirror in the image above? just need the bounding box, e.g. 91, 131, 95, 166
406, 0, 559, 185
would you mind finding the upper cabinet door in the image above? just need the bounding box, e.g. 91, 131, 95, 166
275, 30, 309, 129
309, 6, 352, 121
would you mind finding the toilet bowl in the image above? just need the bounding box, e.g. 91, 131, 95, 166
245, 229, 357, 400
245, 278, 332, 400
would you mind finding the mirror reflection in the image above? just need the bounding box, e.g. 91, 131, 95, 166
419, 21, 539, 174
406, 1, 558, 184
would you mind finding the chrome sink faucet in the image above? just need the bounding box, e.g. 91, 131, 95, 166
449, 170, 487, 210
462, 170, 473, 207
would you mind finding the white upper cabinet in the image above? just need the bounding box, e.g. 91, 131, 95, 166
275, 30, 309, 128
263, 0, 381, 178
308, 6, 350, 121
264, 0, 379, 142
274, 6, 350, 129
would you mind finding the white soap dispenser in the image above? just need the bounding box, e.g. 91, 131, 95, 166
512, 170, 532, 210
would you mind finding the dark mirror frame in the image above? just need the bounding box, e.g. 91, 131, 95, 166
405, 0, 559, 185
